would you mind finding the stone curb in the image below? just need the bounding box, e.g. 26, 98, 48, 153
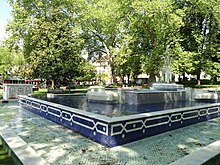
0, 120, 49, 165
0, 99, 18, 103
170, 140, 220, 165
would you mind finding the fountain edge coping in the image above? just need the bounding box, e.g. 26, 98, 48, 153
0, 99, 18, 103
170, 140, 220, 165
0, 120, 49, 165
19, 95, 220, 123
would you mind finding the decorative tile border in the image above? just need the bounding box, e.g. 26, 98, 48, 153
19, 97, 108, 137
18, 95, 220, 147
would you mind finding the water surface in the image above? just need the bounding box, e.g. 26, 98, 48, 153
38, 95, 214, 117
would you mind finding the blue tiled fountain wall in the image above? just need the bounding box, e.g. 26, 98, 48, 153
18, 95, 220, 147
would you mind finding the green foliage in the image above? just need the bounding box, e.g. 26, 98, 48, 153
4, 0, 220, 85
75, 62, 96, 81
6, 0, 91, 85
0, 44, 28, 80
171, 43, 193, 75
0, 144, 16, 165
128, 0, 184, 84
176, 0, 220, 83
81, 0, 185, 85
11, 52, 29, 78
81, 0, 128, 84
0, 46, 13, 78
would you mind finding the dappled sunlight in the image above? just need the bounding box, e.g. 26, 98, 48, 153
7, 105, 19, 109
1, 102, 220, 164
111, 146, 139, 157
185, 137, 200, 143
47, 145, 67, 163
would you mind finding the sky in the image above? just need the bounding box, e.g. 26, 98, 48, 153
0, 0, 12, 42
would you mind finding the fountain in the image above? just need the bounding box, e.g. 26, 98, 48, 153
3, 102, 220, 164
194, 89, 220, 100
18, 80, 220, 148
86, 86, 118, 102
84, 56, 190, 105
150, 54, 183, 90
16, 56, 220, 147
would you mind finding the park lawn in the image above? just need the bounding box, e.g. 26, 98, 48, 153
0, 143, 16, 165
33, 88, 88, 97
33, 88, 48, 97
0, 89, 3, 99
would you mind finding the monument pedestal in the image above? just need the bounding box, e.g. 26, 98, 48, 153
3, 84, 33, 100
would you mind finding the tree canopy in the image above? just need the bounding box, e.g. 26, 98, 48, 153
4, 0, 220, 86
6, 0, 95, 88
0, 46, 13, 79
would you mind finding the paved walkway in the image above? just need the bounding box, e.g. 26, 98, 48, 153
1, 102, 220, 164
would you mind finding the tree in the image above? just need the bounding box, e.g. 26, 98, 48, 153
0, 45, 27, 82
81, 0, 131, 85
205, 31, 220, 82
177, 0, 220, 85
130, 0, 184, 85
171, 43, 194, 81
75, 62, 97, 82
204, 1, 220, 82
0, 46, 13, 80
10, 52, 28, 78
6, 0, 89, 88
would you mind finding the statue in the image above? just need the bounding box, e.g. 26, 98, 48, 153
161, 55, 172, 83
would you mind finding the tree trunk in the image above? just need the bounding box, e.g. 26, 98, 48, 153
196, 71, 201, 86
211, 76, 217, 83
147, 73, 156, 87
111, 67, 117, 85
51, 80, 55, 89
127, 74, 130, 85
120, 65, 124, 85
109, 58, 117, 85
132, 74, 137, 85
178, 75, 182, 82
102, 42, 118, 85
182, 73, 186, 81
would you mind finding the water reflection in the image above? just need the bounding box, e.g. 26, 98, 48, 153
37, 95, 214, 117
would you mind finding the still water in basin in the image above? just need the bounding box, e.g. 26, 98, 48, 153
37, 95, 214, 117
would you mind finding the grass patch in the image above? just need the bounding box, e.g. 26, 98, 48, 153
33, 89, 48, 97
182, 79, 220, 88
0, 89, 3, 99
0, 144, 16, 165
64, 88, 88, 94
33, 88, 88, 97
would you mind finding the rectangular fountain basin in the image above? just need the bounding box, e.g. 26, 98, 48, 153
18, 95, 220, 148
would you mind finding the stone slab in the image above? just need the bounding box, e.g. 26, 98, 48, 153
152, 83, 184, 91
170, 140, 220, 165
125, 90, 186, 104
3, 84, 33, 100
0, 120, 48, 165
